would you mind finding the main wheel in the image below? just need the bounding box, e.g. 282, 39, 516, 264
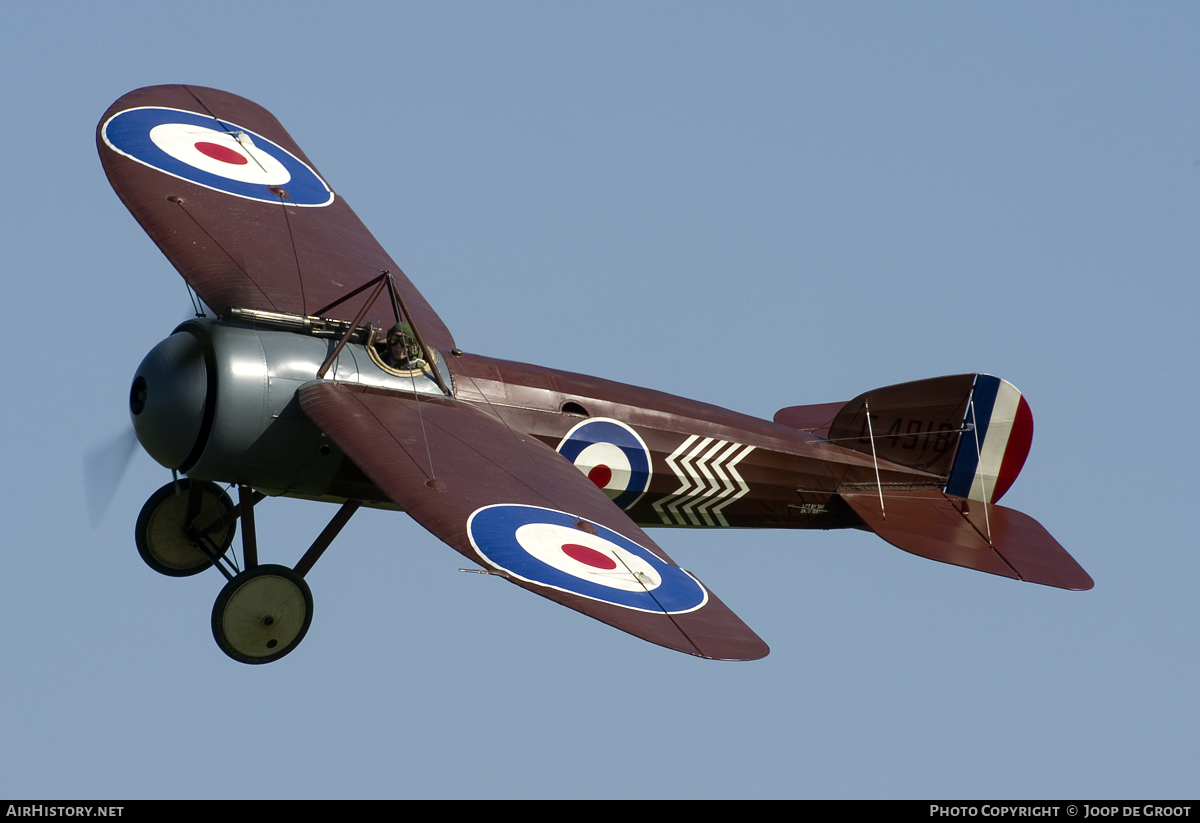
135, 480, 236, 577
212, 564, 313, 664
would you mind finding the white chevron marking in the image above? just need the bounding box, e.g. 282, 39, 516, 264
680, 439, 731, 526
708, 443, 755, 526
653, 435, 699, 525
654, 436, 756, 527
668, 436, 714, 525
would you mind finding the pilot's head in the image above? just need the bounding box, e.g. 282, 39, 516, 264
387, 321, 414, 361
386, 321, 407, 344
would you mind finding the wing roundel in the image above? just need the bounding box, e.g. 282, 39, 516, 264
98, 85, 454, 351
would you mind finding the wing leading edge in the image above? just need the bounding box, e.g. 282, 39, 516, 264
298, 382, 769, 660
98, 85, 454, 350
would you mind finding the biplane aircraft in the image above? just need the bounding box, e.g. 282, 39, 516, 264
98, 85, 1091, 664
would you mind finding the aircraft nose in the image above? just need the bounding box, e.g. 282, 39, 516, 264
130, 332, 210, 470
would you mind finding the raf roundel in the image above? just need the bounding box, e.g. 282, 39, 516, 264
556, 418, 651, 510
101, 107, 333, 207
467, 505, 707, 613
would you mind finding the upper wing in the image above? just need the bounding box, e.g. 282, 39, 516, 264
298, 382, 769, 660
97, 85, 454, 350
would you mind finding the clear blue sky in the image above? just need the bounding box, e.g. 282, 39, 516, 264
2, 2, 1196, 798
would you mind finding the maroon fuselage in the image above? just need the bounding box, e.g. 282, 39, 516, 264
445, 352, 941, 532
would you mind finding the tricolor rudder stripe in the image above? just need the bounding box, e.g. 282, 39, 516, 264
944, 375, 1034, 503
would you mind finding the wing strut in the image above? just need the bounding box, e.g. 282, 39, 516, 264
387, 274, 451, 397
314, 270, 451, 396
315, 274, 393, 379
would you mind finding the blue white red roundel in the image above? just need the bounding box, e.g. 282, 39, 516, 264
101, 107, 333, 207
467, 505, 707, 613
556, 418, 651, 510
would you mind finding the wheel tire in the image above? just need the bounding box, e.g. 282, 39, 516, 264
135, 480, 235, 577
212, 564, 313, 664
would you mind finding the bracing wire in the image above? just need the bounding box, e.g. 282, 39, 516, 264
968, 399, 993, 546
185, 282, 206, 317
454, 362, 574, 514
864, 400, 886, 520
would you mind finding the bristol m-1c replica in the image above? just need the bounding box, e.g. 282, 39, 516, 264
99, 85, 1091, 664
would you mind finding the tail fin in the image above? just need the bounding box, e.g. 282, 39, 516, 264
774, 374, 1032, 504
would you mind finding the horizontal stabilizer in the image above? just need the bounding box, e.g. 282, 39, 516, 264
841, 491, 1092, 591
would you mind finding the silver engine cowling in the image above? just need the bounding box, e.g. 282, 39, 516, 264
130, 316, 447, 498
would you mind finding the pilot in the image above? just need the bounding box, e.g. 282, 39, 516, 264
382, 321, 426, 371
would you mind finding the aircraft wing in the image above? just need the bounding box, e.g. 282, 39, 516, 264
97, 85, 454, 350
298, 382, 770, 660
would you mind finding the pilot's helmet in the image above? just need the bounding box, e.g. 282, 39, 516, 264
386, 321, 414, 345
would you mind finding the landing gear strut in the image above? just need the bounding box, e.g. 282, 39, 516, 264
134, 480, 360, 664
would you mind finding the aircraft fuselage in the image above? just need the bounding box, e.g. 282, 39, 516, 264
131, 316, 935, 533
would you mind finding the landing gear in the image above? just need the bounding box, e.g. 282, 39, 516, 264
135, 480, 235, 577
135, 480, 360, 664
212, 564, 313, 664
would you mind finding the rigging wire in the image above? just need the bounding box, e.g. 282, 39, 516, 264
402, 331, 436, 482
968, 399, 994, 547
185, 281, 206, 317
863, 400, 886, 520
454, 363, 575, 514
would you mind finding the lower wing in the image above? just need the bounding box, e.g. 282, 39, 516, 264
299, 382, 769, 660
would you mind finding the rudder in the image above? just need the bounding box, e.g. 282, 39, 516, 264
942, 375, 1033, 504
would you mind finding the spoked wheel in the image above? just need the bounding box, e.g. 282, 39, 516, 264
135, 480, 236, 577
212, 564, 313, 664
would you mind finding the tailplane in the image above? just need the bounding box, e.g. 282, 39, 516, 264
841, 490, 1092, 590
